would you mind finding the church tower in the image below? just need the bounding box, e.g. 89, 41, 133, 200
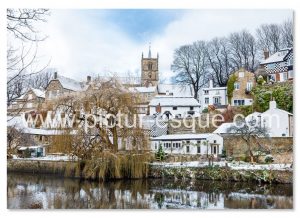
141, 45, 159, 87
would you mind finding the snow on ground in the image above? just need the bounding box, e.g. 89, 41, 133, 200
12, 155, 77, 161
151, 161, 292, 171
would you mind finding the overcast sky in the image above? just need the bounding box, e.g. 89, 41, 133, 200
37, 9, 293, 81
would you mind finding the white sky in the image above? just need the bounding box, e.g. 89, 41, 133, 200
36, 9, 293, 81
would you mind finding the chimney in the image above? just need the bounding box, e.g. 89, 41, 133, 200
166, 90, 169, 96
54, 72, 58, 79
156, 103, 161, 113
209, 80, 213, 88
269, 100, 277, 110
87, 75, 91, 84
263, 49, 270, 60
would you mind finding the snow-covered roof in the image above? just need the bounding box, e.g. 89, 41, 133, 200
7, 116, 69, 136
213, 122, 235, 134
260, 48, 292, 64
151, 133, 219, 141
31, 88, 45, 98
202, 86, 227, 91
56, 75, 85, 91
128, 86, 156, 93
157, 84, 194, 97
149, 96, 200, 107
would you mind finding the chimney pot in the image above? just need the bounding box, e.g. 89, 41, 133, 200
269, 101, 277, 110
263, 49, 270, 60
209, 80, 213, 88
87, 76, 91, 83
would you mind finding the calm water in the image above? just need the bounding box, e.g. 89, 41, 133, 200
7, 173, 293, 209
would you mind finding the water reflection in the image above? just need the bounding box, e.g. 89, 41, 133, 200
7, 173, 293, 209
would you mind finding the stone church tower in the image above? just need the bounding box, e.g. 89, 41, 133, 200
141, 45, 159, 87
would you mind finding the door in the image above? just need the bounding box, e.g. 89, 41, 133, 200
276, 73, 280, 81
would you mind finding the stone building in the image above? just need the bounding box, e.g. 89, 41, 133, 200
45, 72, 88, 101
141, 46, 159, 87
7, 87, 45, 115
230, 68, 256, 106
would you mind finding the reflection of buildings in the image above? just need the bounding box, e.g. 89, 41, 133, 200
151, 189, 224, 209
7, 173, 293, 209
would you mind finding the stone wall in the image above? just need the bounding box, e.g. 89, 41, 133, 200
223, 135, 293, 162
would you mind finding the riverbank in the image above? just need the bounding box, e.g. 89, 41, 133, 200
7, 159, 293, 183
150, 163, 293, 184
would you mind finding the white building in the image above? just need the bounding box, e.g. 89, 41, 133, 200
246, 101, 293, 137
149, 96, 201, 118
157, 84, 194, 97
151, 133, 223, 157
214, 101, 293, 137
199, 80, 227, 110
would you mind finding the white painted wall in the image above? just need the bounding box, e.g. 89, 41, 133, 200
246, 101, 293, 137
199, 81, 227, 110
151, 134, 223, 157
149, 105, 200, 118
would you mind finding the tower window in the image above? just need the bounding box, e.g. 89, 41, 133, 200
148, 63, 153, 70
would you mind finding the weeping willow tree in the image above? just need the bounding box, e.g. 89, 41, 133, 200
51, 77, 152, 180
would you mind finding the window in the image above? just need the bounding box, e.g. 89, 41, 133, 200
148, 63, 153, 70
214, 97, 220, 104
186, 146, 190, 153
173, 106, 177, 110
174, 142, 181, 148
288, 70, 293, 79
28, 94, 33, 100
282, 72, 288, 81
233, 99, 245, 106
204, 90, 209, 95
186, 140, 190, 144
155, 143, 157, 150
246, 82, 253, 91
234, 82, 240, 90
190, 106, 194, 110
239, 72, 244, 78
197, 146, 201, 154
205, 98, 209, 104
48, 91, 52, 99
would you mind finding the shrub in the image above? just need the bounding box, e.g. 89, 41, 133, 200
155, 145, 166, 161
264, 154, 274, 163
202, 108, 208, 113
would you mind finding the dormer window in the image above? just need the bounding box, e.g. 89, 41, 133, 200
239, 72, 244, 78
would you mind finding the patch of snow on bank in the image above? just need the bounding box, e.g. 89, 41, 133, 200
151, 161, 292, 171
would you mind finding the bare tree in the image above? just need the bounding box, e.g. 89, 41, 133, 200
281, 19, 293, 48
7, 9, 50, 107
256, 23, 282, 54
171, 41, 209, 100
206, 37, 235, 86
228, 30, 258, 72
27, 68, 54, 89
227, 118, 269, 162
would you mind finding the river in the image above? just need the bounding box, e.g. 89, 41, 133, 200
7, 173, 293, 209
